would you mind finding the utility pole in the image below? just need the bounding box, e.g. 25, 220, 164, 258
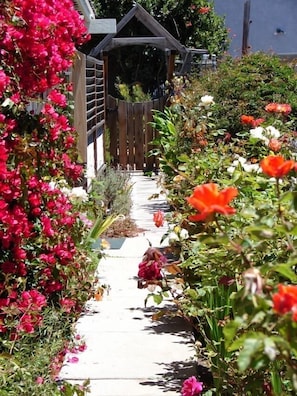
242, 0, 251, 56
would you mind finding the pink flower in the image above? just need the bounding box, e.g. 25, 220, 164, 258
59, 298, 75, 313
181, 376, 203, 396
0, 70, 10, 97
18, 290, 47, 312
138, 260, 163, 280
41, 215, 55, 237
67, 356, 79, 363
48, 89, 67, 107
17, 313, 43, 333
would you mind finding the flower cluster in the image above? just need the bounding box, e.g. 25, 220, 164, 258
227, 155, 261, 174
241, 114, 264, 127
0, 0, 92, 339
265, 103, 292, 115
250, 125, 281, 146
0, 0, 89, 98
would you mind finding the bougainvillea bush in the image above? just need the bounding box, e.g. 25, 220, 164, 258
145, 60, 297, 394
0, 0, 101, 393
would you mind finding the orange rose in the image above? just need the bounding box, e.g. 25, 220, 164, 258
260, 155, 295, 178
186, 183, 238, 222
153, 210, 165, 227
273, 284, 297, 321
198, 6, 211, 14
265, 103, 292, 115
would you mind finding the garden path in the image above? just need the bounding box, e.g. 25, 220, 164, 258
60, 172, 197, 396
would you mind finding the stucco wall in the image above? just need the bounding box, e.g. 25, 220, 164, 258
213, 0, 297, 58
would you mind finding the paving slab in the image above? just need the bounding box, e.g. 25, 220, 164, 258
60, 173, 197, 395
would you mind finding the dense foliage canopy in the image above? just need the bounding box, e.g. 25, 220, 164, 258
92, 0, 228, 56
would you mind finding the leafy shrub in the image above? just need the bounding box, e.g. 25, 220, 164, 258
185, 52, 297, 136
93, 167, 132, 216
146, 78, 297, 393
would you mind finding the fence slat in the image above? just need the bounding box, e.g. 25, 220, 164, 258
134, 102, 144, 169
144, 100, 155, 171
127, 102, 135, 168
107, 96, 118, 164
118, 100, 128, 167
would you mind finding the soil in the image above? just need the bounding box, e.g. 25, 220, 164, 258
101, 217, 146, 238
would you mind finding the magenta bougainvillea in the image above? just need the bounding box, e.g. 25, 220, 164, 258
0, 0, 91, 336
0, 0, 89, 97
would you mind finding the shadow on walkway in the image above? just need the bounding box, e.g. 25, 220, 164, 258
140, 360, 198, 393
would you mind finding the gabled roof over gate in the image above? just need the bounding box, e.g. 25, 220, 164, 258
90, 3, 192, 57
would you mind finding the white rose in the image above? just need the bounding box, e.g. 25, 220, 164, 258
243, 163, 261, 173
68, 186, 89, 202
265, 126, 280, 139
200, 95, 214, 106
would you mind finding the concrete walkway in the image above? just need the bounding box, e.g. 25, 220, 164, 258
60, 173, 197, 396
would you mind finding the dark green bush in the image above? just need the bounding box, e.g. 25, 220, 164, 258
189, 52, 297, 135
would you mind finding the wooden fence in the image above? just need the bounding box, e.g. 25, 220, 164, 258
106, 95, 167, 171
72, 52, 105, 185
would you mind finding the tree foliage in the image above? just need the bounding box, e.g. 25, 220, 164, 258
91, 0, 229, 57
90, 0, 229, 98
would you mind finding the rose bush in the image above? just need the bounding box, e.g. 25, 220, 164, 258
145, 64, 297, 394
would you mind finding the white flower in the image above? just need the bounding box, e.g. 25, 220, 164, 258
250, 126, 265, 140
250, 126, 281, 146
264, 344, 278, 360
168, 225, 189, 242
68, 186, 89, 202
243, 163, 261, 173
266, 125, 280, 139
179, 228, 189, 240
236, 156, 247, 166
200, 95, 214, 106
228, 155, 261, 174
168, 232, 179, 242
49, 181, 56, 190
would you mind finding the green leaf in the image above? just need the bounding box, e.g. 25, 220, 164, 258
281, 191, 297, 210
87, 214, 118, 243
244, 225, 274, 240
177, 153, 190, 162
273, 263, 297, 282
237, 336, 263, 372
186, 288, 199, 299
153, 294, 163, 305
228, 333, 248, 352
271, 369, 283, 395
223, 318, 242, 348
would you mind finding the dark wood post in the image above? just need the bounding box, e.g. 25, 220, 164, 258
242, 0, 251, 56
167, 51, 176, 81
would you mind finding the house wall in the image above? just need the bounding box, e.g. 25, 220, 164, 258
213, 0, 297, 58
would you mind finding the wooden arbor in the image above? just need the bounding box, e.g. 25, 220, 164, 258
88, 3, 208, 170
89, 3, 207, 87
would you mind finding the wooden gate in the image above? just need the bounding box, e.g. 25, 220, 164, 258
106, 95, 167, 171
